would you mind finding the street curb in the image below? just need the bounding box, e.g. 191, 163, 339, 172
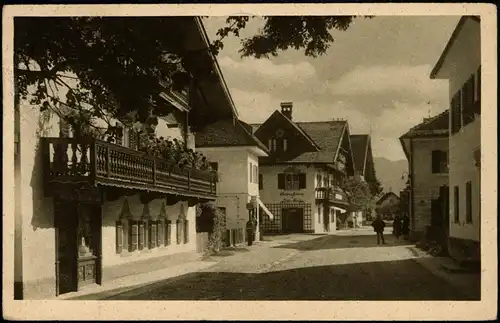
60, 260, 219, 300
408, 248, 480, 300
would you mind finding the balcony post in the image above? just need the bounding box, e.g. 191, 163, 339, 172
187, 170, 191, 191
152, 158, 157, 186
106, 146, 111, 177
90, 141, 97, 182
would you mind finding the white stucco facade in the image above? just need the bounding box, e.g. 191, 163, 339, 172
432, 17, 481, 243
195, 146, 267, 241
16, 103, 199, 299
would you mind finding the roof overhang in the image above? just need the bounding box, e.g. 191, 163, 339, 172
430, 16, 481, 79
183, 18, 238, 119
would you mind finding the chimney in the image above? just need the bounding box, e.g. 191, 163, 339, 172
280, 102, 293, 120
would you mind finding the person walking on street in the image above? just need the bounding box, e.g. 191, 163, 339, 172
393, 214, 402, 240
402, 214, 410, 240
372, 214, 386, 245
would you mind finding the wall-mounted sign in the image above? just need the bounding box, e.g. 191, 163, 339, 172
280, 191, 305, 197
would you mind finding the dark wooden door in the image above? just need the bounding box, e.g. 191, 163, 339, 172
431, 199, 443, 228
282, 208, 304, 233
55, 199, 78, 296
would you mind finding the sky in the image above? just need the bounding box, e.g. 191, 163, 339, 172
202, 16, 460, 161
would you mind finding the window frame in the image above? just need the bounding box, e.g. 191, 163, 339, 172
454, 186, 460, 223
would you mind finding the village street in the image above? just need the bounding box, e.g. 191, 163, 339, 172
102, 229, 473, 301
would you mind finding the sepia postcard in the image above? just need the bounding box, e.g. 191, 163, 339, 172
2, 3, 497, 321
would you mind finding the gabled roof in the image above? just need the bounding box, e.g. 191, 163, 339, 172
293, 121, 347, 163
252, 110, 321, 151
350, 134, 370, 176
376, 192, 400, 205
399, 110, 449, 139
195, 117, 269, 154
252, 117, 349, 164
430, 16, 481, 79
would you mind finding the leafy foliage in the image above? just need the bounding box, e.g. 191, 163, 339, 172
211, 16, 371, 58
368, 176, 384, 197
15, 16, 366, 136
340, 176, 376, 212
200, 202, 227, 255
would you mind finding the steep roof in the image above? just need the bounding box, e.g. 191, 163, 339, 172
376, 192, 401, 205
195, 117, 269, 153
399, 110, 449, 139
350, 134, 370, 175
252, 118, 348, 164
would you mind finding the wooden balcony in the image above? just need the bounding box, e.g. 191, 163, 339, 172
315, 187, 348, 206
42, 137, 217, 200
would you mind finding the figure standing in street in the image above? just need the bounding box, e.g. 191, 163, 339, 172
372, 214, 386, 245
402, 214, 410, 240
393, 214, 402, 240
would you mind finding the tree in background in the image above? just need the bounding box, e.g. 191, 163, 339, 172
338, 176, 376, 227
15, 16, 370, 135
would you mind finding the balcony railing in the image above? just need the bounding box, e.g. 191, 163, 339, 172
42, 137, 217, 199
315, 187, 348, 205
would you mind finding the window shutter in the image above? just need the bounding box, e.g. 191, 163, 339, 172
176, 219, 182, 244
138, 221, 145, 250
166, 220, 172, 245
184, 220, 189, 244
431, 150, 440, 173
158, 220, 164, 247
277, 173, 285, 189
259, 174, 263, 190
116, 221, 123, 254
298, 173, 307, 189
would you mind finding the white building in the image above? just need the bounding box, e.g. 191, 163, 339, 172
195, 118, 272, 244
251, 102, 356, 234
430, 16, 481, 261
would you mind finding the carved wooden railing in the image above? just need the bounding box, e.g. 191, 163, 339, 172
315, 187, 347, 204
42, 137, 217, 199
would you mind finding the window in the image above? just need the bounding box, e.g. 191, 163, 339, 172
454, 186, 460, 223
253, 165, 258, 184
431, 150, 448, 174
259, 174, 263, 190
316, 174, 322, 188
466, 181, 472, 223
272, 139, 276, 152
278, 173, 306, 190
318, 206, 321, 223
283, 139, 288, 152
129, 221, 139, 252
268, 139, 272, 151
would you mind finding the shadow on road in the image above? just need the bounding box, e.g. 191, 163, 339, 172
102, 258, 480, 301
272, 234, 414, 251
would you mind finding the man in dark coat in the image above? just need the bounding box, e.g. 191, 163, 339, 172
401, 214, 410, 240
372, 214, 386, 245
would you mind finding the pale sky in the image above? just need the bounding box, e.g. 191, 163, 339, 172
202, 16, 460, 161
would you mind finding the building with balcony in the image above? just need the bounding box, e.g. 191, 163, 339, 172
399, 110, 450, 242
430, 16, 481, 262
194, 118, 271, 245
13, 17, 236, 299
251, 102, 356, 234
